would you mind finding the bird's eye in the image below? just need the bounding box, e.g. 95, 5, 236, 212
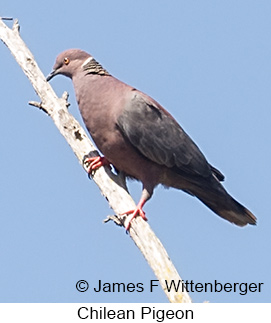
63, 57, 70, 65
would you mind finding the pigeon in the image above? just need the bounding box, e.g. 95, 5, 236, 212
47, 49, 256, 230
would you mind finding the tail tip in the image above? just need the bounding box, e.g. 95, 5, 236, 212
227, 207, 257, 227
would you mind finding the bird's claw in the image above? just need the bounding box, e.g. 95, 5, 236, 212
83, 156, 111, 176
122, 206, 148, 232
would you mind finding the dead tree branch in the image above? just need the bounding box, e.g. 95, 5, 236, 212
0, 18, 192, 303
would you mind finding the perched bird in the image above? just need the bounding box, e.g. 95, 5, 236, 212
47, 49, 256, 230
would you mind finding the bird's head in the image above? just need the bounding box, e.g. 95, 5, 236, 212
46, 49, 91, 81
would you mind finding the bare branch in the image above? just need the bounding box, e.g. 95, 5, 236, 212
0, 18, 192, 303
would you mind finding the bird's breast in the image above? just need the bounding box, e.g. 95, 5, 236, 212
72, 74, 164, 184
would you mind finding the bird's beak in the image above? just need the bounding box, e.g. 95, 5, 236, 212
46, 69, 57, 82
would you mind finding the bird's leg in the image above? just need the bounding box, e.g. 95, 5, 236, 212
123, 197, 148, 231
122, 187, 152, 231
83, 156, 111, 176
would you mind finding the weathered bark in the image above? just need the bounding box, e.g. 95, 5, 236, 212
0, 18, 192, 303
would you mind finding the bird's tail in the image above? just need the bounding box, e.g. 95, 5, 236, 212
190, 177, 256, 226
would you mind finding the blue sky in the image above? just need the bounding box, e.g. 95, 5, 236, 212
0, 1, 270, 303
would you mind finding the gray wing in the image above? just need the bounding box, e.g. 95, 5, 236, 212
117, 92, 219, 179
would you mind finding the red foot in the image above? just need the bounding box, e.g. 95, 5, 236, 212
84, 156, 111, 175
123, 198, 148, 231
